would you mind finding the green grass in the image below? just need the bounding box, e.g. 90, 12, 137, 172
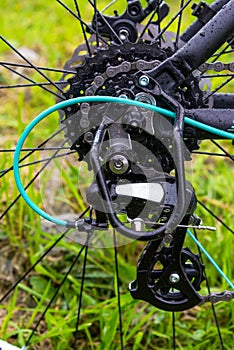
1, 1, 234, 349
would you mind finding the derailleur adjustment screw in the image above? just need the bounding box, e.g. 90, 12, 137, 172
169, 273, 180, 284
139, 75, 150, 87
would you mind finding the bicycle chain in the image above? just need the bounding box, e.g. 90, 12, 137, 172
198, 61, 234, 73
85, 58, 161, 96
201, 290, 234, 304
85, 59, 234, 98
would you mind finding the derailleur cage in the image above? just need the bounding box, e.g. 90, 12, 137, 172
129, 227, 205, 311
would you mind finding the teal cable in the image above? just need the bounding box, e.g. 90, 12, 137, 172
187, 230, 234, 290
13, 96, 234, 227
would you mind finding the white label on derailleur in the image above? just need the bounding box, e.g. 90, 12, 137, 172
116, 183, 164, 203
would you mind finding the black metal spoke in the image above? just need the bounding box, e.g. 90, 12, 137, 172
73, 233, 91, 348
175, 0, 185, 50
73, 0, 92, 57
0, 139, 67, 220
172, 312, 176, 350
212, 49, 234, 58
1, 62, 63, 99
0, 81, 67, 89
197, 200, 234, 235
88, 0, 122, 44
0, 36, 65, 96
201, 74, 234, 78
113, 229, 124, 350
0, 205, 90, 301
211, 139, 234, 162
24, 243, 85, 348
155, 0, 192, 41
211, 38, 234, 63
203, 76, 234, 101
0, 61, 74, 74
192, 151, 234, 157
139, 0, 162, 39
193, 229, 224, 350
0, 146, 71, 153
0, 231, 68, 304
93, 0, 100, 47
0, 126, 66, 179
56, 0, 110, 46
0, 150, 75, 175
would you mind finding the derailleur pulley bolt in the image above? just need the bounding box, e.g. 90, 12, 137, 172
109, 154, 129, 175
169, 273, 180, 284
139, 75, 150, 87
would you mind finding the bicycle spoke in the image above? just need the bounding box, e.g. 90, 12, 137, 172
88, 0, 122, 44
0, 146, 71, 153
197, 200, 234, 235
139, 0, 162, 39
24, 243, 85, 348
192, 151, 234, 157
73, 0, 92, 57
0, 61, 74, 74
56, 0, 110, 46
211, 139, 234, 162
0, 205, 90, 302
155, 0, 192, 41
0, 150, 75, 175
93, 0, 100, 47
203, 76, 234, 101
1, 62, 63, 99
212, 49, 234, 58
0, 36, 65, 96
193, 229, 224, 350
172, 312, 176, 350
73, 233, 90, 348
175, 0, 185, 50
113, 229, 124, 350
0, 126, 66, 179
0, 81, 67, 89
0, 139, 67, 219
211, 38, 234, 63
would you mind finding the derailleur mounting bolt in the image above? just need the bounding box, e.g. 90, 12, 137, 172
169, 273, 180, 284
139, 75, 150, 87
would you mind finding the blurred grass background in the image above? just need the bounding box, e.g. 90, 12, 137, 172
0, 0, 234, 349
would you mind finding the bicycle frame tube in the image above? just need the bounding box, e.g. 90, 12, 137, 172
174, 0, 234, 70
180, 0, 231, 43
149, 1, 234, 82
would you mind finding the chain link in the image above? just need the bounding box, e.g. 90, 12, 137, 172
199, 61, 234, 73
201, 290, 234, 304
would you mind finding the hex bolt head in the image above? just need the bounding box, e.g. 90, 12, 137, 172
109, 155, 129, 175
169, 273, 180, 284
139, 75, 150, 87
